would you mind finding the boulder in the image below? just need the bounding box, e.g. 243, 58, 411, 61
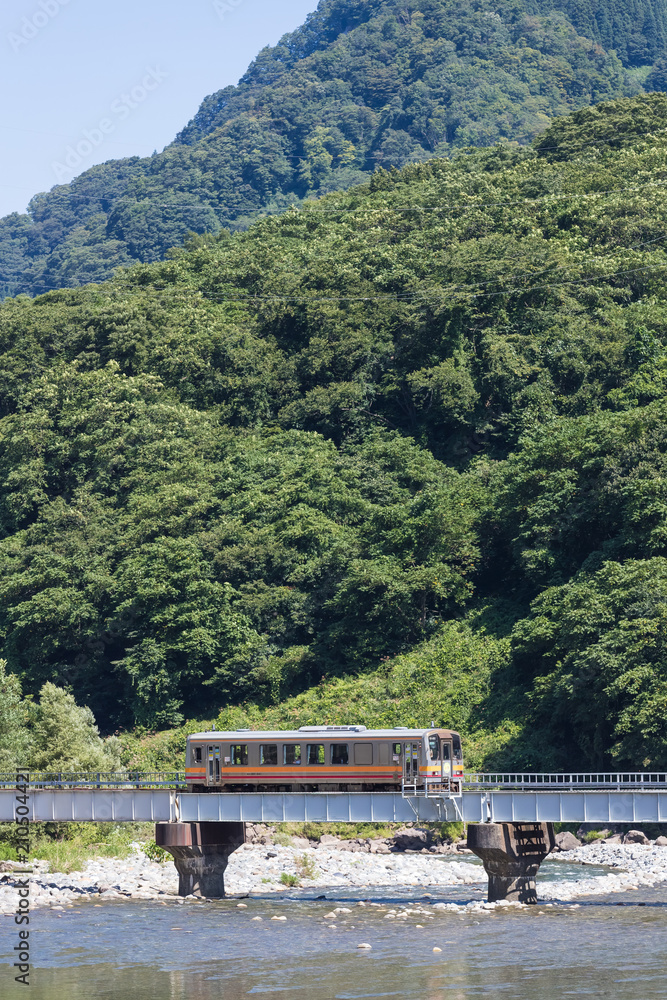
319, 834, 340, 846
336, 839, 369, 852
290, 837, 310, 850
392, 827, 430, 851
623, 829, 650, 845
370, 841, 391, 854
554, 831, 581, 852
245, 823, 275, 845
576, 825, 610, 841
655, 836, 667, 847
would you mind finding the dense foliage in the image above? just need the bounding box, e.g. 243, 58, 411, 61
2, 94, 667, 768
0, 661, 120, 772
4, 0, 665, 297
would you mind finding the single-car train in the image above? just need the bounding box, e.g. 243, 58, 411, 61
185, 724, 463, 792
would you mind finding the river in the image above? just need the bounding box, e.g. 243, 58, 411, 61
2, 865, 667, 1000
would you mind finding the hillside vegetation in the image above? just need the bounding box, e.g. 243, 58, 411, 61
3, 0, 666, 297
2, 95, 667, 770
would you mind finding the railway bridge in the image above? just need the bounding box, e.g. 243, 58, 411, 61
2, 771, 666, 903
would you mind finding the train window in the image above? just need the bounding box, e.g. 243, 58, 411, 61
453, 735, 462, 760
428, 736, 440, 760
330, 743, 349, 765
442, 742, 451, 761
354, 743, 373, 765
230, 744, 248, 766
193, 746, 202, 763
284, 744, 301, 765
260, 744, 278, 765
306, 744, 325, 765
392, 743, 402, 758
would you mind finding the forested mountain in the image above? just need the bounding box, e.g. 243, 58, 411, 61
2, 0, 666, 298
2, 94, 667, 772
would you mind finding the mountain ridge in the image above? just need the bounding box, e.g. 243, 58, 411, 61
2, 0, 663, 298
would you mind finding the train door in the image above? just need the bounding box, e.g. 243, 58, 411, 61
403, 741, 420, 784
207, 744, 221, 786
441, 739, 453, 785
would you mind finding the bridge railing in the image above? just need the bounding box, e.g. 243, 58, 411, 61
2, 771, 667, 791
0, 772, 186, 789
463, 772, 667, 789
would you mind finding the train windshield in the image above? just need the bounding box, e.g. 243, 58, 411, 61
428, 735, 440, 760
452, 734, 462, 760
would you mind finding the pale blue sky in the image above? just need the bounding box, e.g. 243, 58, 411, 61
1, 0, 318, 217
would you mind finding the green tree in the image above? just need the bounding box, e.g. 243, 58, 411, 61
512, 559, 667, 769
0, 660, 31, 770
30, 684, 121, 772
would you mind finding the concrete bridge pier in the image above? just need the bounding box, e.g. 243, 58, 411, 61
467, 822, 556, 904
156, 822, 245, 897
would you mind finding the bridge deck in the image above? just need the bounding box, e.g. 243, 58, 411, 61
2, 789, 667, 824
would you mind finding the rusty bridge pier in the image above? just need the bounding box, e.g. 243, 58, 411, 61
156, 822, 245, 897
467, 822, 556, 903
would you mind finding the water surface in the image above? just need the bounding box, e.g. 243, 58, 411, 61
2, 885, 667, 999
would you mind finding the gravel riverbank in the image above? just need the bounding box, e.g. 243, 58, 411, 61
2, 840, 667, 916
540, 842, 667, 901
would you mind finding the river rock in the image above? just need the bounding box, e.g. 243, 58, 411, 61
623, 830, 650, 845
555, 832, 581, 851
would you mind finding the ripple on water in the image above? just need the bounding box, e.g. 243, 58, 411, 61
2, 887, 667, 999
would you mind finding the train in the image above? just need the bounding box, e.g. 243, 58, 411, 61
185, 724, 463, 792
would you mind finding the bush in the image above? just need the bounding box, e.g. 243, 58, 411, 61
295, 853, 318, 880
141, 840, 170, 863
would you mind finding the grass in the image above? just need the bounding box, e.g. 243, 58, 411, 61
279, 872, 300, 887
0, 821, 155, 873
273, 821, 464, 843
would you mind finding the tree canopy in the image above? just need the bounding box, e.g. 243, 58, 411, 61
2, 94, 667, 768
4, 0, 667, 297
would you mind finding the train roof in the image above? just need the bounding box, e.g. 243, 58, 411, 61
188, 726, 460, 740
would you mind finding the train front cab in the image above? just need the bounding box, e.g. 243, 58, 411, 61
403, 730, 463, 794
